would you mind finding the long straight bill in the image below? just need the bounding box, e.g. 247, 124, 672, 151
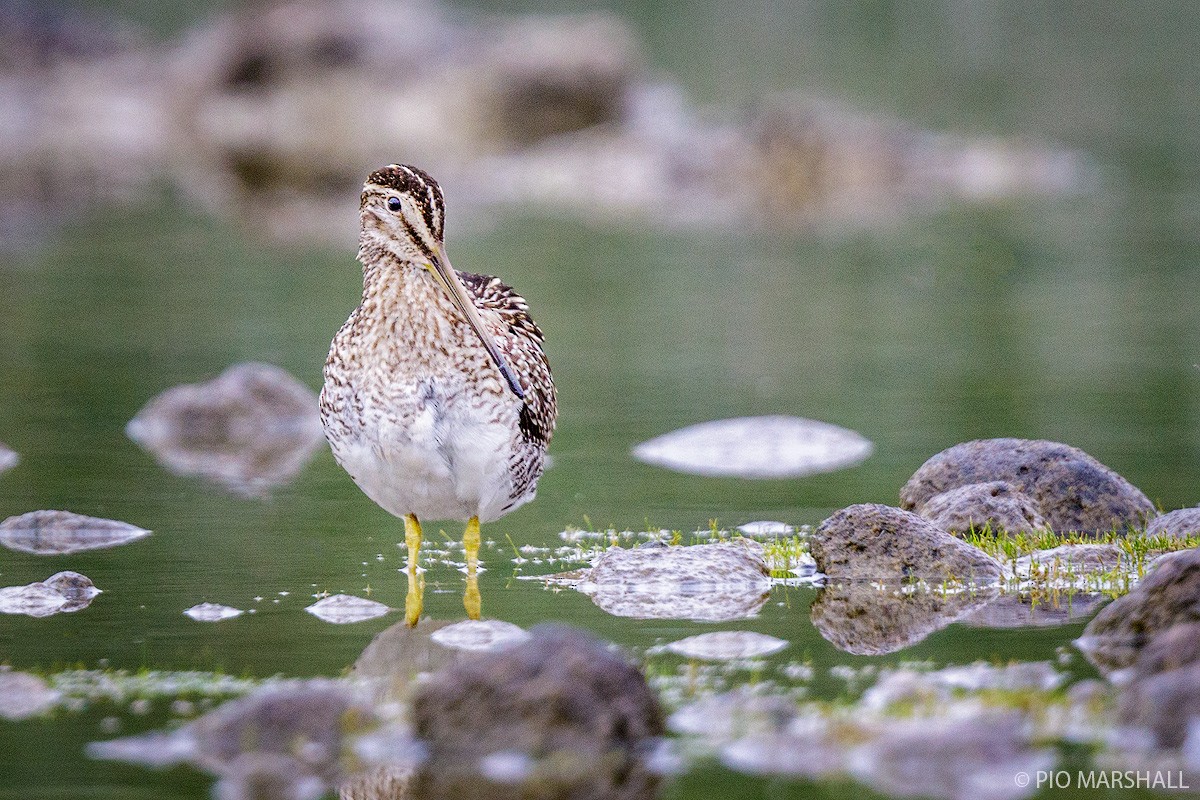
427, 244, 526, 400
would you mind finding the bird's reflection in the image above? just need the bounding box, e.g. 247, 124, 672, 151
401, 557, 482, 628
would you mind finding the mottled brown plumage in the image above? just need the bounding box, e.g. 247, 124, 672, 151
320, 165, 556, 607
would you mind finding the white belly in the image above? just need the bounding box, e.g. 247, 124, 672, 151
327, 383, 522, 524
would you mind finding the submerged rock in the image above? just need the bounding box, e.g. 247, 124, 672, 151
184, 602, 244, 622
0, 571, 100, 617
413, 625, 663, 799
1147, 508, 1200, 539
920, 481, 1047, 535
429, 620, 529, 652
632, 415, 872, 479
812, 504, 1003, 584
736, 521, 795, 537
720, 729, 845, 780
0, 669, 61, 720
811, 580, 996, 655
1078, 549, 1200, 674
848, 712, 1055, 800
668, 689, 798, 739
91, 679, 387, 797
575, 540, 771, 622
305, 595, 392, 625
1131, 623, 1200, 680
0, 442, 17, 473
900, 438, 1154, 535
127, 362, 324, 497
0, 509, 150, 554
663, 631, 788, 661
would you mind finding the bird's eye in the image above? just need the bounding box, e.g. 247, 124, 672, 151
386, 196, 402, 212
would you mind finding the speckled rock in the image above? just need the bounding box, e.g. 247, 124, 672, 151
900, 438, 1154, 535
920, 481, 1047, 535
1120, 663, 1200, 748
1078, 549, 1200, 674
190, 681, 376, 785
412, 625, 663, 799
849, 712, 1055, 800
579, 540, 771, 622
812, 504, 1003, 584
91, 679, 383, 799
1132, 623, 1200, 679
1147, 508, 1200, 539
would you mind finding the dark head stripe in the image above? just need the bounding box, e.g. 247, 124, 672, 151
365, 164, 445, 240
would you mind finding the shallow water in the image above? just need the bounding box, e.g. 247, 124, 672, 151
3, 0, 1200, 798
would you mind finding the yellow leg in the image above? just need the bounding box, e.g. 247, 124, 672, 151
403, 562, 424, 628
404, 513, 422, 568
463, 515, 481, 620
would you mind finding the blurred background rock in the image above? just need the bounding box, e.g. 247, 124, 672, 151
1, 0, 1098, 245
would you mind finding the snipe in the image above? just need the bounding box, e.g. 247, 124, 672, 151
320, 164, 556, 623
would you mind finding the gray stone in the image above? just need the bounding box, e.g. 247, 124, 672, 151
849, 712, 1055, 800
1078, 549, 1200, 674
1132, 623, 1200, 680
91, 679, 385, 797
190, 681, 375, 785
900, 438, 1154, 534
412, 625, 663, 799
1120, 663, 1200, 749
1147, 508, 1200, 539
921, 481, 1047, 535
579, 540, 771, 622
812, 504, 1003, 584
0, 670, 60, 719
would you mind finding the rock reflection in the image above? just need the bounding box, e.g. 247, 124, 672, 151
127, 362, 324, 497
561, 541, 772, 622
0, 509, 150, 554
811, 580, 997, 655
963, 593, 1110, 628
0, 571, 101, 617
633, 416, 872, 479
